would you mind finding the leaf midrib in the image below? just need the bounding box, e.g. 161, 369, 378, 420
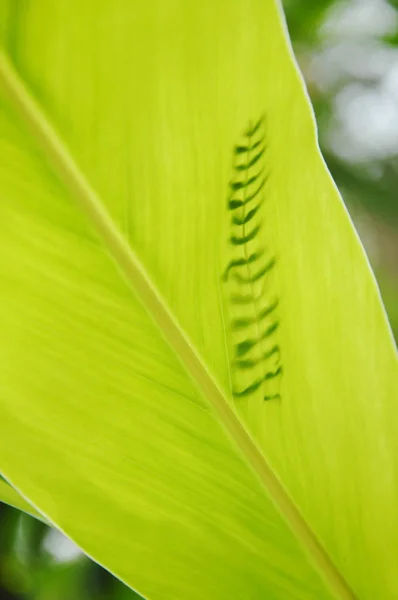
0, 49, 357, 600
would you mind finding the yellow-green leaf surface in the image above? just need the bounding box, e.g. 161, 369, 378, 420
0, 477, 46, 522
0, 2, 396, 600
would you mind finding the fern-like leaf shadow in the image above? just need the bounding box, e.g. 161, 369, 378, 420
222, 116, 282, 403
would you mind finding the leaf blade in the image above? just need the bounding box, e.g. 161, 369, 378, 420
0, 4, 393, 597
0, 477, 47, 523
0, 47, 354, 600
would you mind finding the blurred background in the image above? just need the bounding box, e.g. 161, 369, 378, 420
1, 0, 397, 597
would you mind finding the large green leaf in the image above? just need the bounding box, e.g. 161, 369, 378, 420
0, 1, 396, 600
0, 477, 46, 522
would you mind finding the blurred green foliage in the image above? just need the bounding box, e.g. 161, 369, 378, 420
1, 0, 397, 598
0, 503, 140, 599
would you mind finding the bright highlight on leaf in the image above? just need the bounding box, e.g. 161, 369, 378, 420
0, 2, 396, 600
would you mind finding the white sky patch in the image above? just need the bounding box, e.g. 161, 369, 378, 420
42, 528, 83, 564
321, 0, 398, 39
310, 41, 398, 92
329, 82, 398, 161
384, 62, 398, 100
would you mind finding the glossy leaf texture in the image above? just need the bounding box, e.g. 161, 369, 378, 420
0, 2, 397, 600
